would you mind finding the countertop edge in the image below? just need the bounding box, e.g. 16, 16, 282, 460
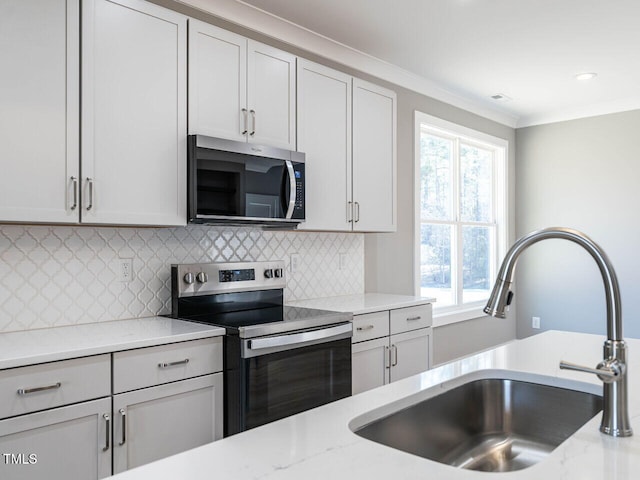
0, 318, 226, 370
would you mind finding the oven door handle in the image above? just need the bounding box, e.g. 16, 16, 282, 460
248, 323, 352, 352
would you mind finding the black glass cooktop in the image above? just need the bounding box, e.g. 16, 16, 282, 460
172, 289, 352, 339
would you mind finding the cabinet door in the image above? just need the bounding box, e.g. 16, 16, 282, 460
188, 19, 247, 141
297, 59, 352, 231
0, 397, 111, 479
352, 337, 389, 395
247, 40, 296, 150
352, 78, 397, 232
112, 373, 223, 475
390, 328, 431, 383
82, 0, 187, 226
0, 0, 79, 223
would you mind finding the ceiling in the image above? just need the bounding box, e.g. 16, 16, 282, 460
237, 0, 640, 127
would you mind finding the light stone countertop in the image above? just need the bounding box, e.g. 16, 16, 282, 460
287, 292, 435, 315
0, 317, 225, 369
109, 330, 640, 480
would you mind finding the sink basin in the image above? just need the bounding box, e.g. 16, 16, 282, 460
352, 377, 602, 472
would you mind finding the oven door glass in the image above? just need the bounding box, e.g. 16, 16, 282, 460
243, 338, 351, 430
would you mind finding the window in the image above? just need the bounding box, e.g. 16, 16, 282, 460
415, 112, 507, 318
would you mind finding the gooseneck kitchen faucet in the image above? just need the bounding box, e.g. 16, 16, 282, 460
484, 227, 633, 437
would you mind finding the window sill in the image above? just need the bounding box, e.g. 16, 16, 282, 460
432, 307, 488, 328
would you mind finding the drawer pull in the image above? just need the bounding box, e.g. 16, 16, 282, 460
158, 358, 190, 369
356, 325, 375, 331
407, 316, 422, 321
17, 382, 62, 396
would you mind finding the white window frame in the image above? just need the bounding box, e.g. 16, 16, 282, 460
414, 111, 509, 326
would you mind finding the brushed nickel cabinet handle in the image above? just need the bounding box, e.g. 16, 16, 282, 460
407, 316, 422, 321
249, 109, 256, 136
354, 202, 360, 223
391, 344, 398, 367
103, 414, 110, 452
70, 176, 78, 210
241, 108, 248, 135
356, 325, 374, 331
86, 177, 94, 211
347, 201, 353, 223
385, 345, 390, 369
158, 358, 190, 369
119, 408, 126, 446
17, 382, 61, 396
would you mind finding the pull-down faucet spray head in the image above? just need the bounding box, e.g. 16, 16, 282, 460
483, 278, 513, 318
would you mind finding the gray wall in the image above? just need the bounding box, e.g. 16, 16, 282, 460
364, 88, 517, 362
516, 110, 640, 339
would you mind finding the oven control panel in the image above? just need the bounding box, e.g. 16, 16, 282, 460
173, 261, 286, 297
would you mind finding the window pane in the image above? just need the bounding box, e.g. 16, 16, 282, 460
420, 223, 454, 307
420, 133, 452, 220
462, 226, 492, 304
460, 144, 492, 222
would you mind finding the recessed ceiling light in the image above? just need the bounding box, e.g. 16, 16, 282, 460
575, 72, 597, 81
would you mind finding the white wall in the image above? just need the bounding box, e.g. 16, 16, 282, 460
516, 110, 640, 339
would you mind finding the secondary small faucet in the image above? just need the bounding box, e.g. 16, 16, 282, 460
484, 227, 633, 437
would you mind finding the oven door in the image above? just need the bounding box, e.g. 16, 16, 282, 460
231, 323, 352, 434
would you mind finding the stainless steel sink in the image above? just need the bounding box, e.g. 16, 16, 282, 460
352, 378, 602, 472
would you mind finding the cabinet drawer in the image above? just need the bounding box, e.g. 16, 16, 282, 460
352, 311, 389, 343
113, 337, 223, 393
0, 354, 110, 420
390, 304, 432, 335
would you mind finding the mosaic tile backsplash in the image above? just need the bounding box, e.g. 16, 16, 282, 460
0, 225, 364, 333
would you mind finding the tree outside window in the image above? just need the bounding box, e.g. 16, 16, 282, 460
416, 113, 507, 313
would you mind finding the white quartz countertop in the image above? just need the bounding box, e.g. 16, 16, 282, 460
0, 317, 225, 369
110, 330, 640, 480
287, 293, 435, 315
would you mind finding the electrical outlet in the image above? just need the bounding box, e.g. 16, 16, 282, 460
532, 316, 541, 329
338, 253, 347, 270
290, 254, 299, 273
119, 258, 133, 282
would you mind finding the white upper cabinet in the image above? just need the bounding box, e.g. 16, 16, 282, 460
0, 0, 79, 223
297, 60, 397, 232
189, 20, 296, 150
188, 21, 247, 142
297, 59, 352, 231
82, 0, 187, 226
352, 78, 397, 232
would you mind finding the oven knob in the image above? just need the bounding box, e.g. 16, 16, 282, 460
183, 272, 195, 285
196, 272, 209, 284
274, 268, 283, 278
264, 268, 274, 279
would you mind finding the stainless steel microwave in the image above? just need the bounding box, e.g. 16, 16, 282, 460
187, 135, 305, 226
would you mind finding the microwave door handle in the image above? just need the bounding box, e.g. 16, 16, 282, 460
285, 160, 296, 219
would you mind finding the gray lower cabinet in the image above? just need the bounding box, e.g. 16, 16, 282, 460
0, 337, 224, 479
112, 373, 223, 474
0, 354, 112, 479
111, 337, 224, 474
351, 304, 433, 395
0, 397, 112, 480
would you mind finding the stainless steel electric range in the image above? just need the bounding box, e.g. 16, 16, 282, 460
170, 260, 352, 436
